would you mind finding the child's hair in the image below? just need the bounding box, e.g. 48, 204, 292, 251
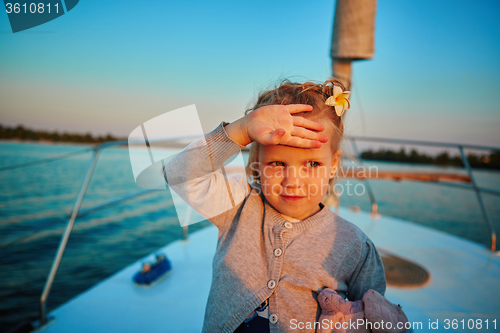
244, 77, 346, 185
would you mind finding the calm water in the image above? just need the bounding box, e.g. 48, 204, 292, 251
0, 142, 499, 332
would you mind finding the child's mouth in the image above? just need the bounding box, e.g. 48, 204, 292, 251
280, 195, 305, 202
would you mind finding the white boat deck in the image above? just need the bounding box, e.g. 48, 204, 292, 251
341, 209, 500, 332
37, 207, 500, 333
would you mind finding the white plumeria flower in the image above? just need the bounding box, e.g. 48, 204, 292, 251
325, 85, 351, 117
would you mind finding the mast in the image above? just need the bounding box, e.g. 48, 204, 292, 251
331, 0, 377, 89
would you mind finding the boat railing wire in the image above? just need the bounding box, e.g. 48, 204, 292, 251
344, 135, 500, 254
1, 136, 499, 328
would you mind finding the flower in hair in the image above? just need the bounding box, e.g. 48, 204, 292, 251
325, 86, 351, 117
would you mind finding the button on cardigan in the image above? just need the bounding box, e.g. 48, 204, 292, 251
165, 123, 386, 333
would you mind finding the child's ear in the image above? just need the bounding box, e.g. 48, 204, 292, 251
329, 149, 342, 179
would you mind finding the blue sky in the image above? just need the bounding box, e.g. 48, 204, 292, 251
1, 0, 499, 148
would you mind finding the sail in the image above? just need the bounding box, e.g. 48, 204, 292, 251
331, 0, 377, 89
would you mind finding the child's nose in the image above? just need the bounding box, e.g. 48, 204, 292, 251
281, 167, 304, 187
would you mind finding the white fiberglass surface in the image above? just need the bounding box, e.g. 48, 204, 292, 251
341, 209, 500, 333
39, 226, 218, 333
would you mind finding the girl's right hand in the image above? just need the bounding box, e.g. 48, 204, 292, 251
242, 104, 328, 148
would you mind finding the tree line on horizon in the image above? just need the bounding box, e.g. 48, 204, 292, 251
360, 148, 500, 170
0, 124, 124, 144
1, 123, 499, 170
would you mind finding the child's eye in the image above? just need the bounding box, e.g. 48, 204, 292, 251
306, 161, 320, 168
270, 161, 285, 167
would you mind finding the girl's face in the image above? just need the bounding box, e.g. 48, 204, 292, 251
258, 123, 341, 220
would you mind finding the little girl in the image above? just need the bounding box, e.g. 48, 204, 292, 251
165, 78, 386, 333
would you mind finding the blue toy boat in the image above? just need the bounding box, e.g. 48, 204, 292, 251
133, 254, 172, 286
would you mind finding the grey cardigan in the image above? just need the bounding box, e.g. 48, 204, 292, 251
165, 123, 386, 333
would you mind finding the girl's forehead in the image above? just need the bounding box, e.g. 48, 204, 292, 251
259, 143, 333, 161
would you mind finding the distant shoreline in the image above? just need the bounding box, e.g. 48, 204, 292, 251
1, 124, 499, 170
0, 123, 125, 144
360, 148, 500, 170
0, 139, 93, 146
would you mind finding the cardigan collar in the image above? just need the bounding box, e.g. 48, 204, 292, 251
266, 201, 332, 232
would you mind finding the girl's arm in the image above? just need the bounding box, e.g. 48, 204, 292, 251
346, 239, 387, 301
164, 123, 248, 229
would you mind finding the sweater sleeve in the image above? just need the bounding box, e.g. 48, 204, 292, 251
346, 239, 386, 301
164, 122, 250, 229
